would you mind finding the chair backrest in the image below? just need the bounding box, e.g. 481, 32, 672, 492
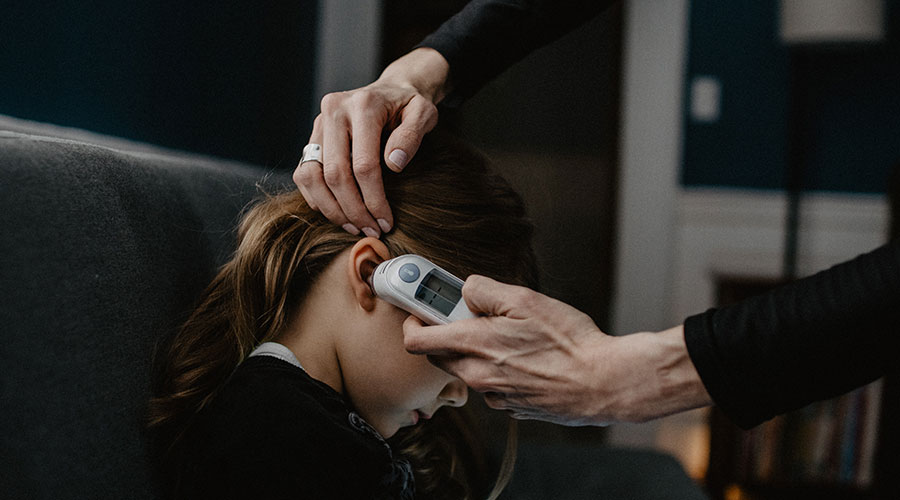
0, 115, 288, 499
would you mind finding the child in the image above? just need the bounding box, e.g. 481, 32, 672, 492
147, 130, 538, 499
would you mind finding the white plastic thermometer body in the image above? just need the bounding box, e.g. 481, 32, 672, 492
370, 254, 476, 325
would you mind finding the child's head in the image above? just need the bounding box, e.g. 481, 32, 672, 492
278, 235, 472, 438
149, 129, 537, 495
225, 130, 536, 434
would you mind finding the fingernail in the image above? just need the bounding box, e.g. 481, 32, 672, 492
377, 218, 392, 233
342, 223, 360, 235
361, 226, 380, 238
388, 149, 408, 170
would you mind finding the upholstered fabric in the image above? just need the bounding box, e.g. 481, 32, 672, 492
0, 115, 288, 499
500, 442, 708, 500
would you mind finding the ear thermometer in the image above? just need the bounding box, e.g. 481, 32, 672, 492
370, 254, 476, 325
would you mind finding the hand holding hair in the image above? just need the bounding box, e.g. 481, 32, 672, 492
294, 48, 450, 238
403, 275, 713, 426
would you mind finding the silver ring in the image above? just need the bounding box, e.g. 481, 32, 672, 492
300, 143, 323, 165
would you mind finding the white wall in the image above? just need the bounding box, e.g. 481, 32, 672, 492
612, 0, 690, 337
608, 0, 690, 450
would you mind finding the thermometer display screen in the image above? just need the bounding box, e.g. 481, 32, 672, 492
415, 271, 462, 316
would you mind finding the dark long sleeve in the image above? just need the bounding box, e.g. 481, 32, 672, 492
417, 0, 616, 102
685, 240, 900, 429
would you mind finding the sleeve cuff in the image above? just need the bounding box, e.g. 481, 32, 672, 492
684, 312, 764, 429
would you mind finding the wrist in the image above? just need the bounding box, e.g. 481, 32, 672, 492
378, 47, 451, 104
648, 325, 713, 418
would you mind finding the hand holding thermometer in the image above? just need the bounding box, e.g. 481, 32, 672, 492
370, 254, 476, 325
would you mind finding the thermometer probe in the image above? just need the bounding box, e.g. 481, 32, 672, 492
369, 254, 476, 325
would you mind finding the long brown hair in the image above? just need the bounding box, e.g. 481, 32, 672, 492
148, 130, 538, 498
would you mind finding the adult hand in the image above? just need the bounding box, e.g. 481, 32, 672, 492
294, 48, 450, 237
403, 275, 712, 426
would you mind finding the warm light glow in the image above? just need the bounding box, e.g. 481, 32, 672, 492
654, 408, 711, 480
724, 484, 746, 500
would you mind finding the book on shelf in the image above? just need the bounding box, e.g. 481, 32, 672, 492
732, 378, 882, 489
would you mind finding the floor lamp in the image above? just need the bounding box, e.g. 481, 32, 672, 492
779, 0, 884, 280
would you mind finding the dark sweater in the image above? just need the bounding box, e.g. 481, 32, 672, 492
686, 241, 900, 429
172, 356, 414, 499
418, 0, 616, 102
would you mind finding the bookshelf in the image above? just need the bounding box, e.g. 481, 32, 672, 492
704, 165, 900, 499
704, 275, 893, 500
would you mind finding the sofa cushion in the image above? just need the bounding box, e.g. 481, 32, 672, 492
500, 442, 708, 500
0, 115, 288, 499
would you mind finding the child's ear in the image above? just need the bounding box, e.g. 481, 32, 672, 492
347, 237, 392, 312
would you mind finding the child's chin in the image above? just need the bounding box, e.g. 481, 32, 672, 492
381, 427, 399, 439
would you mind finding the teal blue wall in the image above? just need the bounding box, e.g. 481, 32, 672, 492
0, 1, 319, 168
682, 0, 900, 194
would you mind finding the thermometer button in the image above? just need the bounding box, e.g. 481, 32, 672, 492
398, 263, 420, 283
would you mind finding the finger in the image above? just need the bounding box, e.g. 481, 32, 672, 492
295, 161, 347, 223
508, 412, 542, 421
426, 352, 519, 395
460, 275, 535, 318
295, 115, 323, 207
403, 315, 489, 357
323, 149, 380, 237
348, 111, 393, 233
319, 98, 377, 236
295, 116, 345, 221
483, 393, 540, 418
383, 95, 438, 172
294, 165, 318, 211
483, 391, 509, 410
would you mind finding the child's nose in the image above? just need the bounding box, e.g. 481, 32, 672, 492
439, 378, 468, 407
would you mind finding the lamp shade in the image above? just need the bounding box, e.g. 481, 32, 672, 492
780, 0, 884, 44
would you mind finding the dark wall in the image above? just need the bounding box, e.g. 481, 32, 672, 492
0, 1, 318, 168
382, 1, 622, 445
682, 0, 900, 194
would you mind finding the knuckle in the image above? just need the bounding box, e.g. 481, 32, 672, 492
352, 160, 380, 179
318, 204, 343, 224
293, 164, 319, 187
469, 380, 491, 394
402, 335, 419, 353
322, 164, 350, 186
419, 99, 439, 119
483, 397, 503, 410
364, 197, 389, 216
349, 89, 378, 108
319, 92, 346, 114
511, 287, 538, 308
343, 204, 370, 224
464, 274, 485, 290
409, 96, 439, 127
393, 126, 422, 147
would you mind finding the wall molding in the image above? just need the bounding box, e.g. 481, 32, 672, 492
670, 187, 889, 323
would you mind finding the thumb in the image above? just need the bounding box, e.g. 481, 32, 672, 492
460, 274, 525, 318
384, 95, 438, 172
